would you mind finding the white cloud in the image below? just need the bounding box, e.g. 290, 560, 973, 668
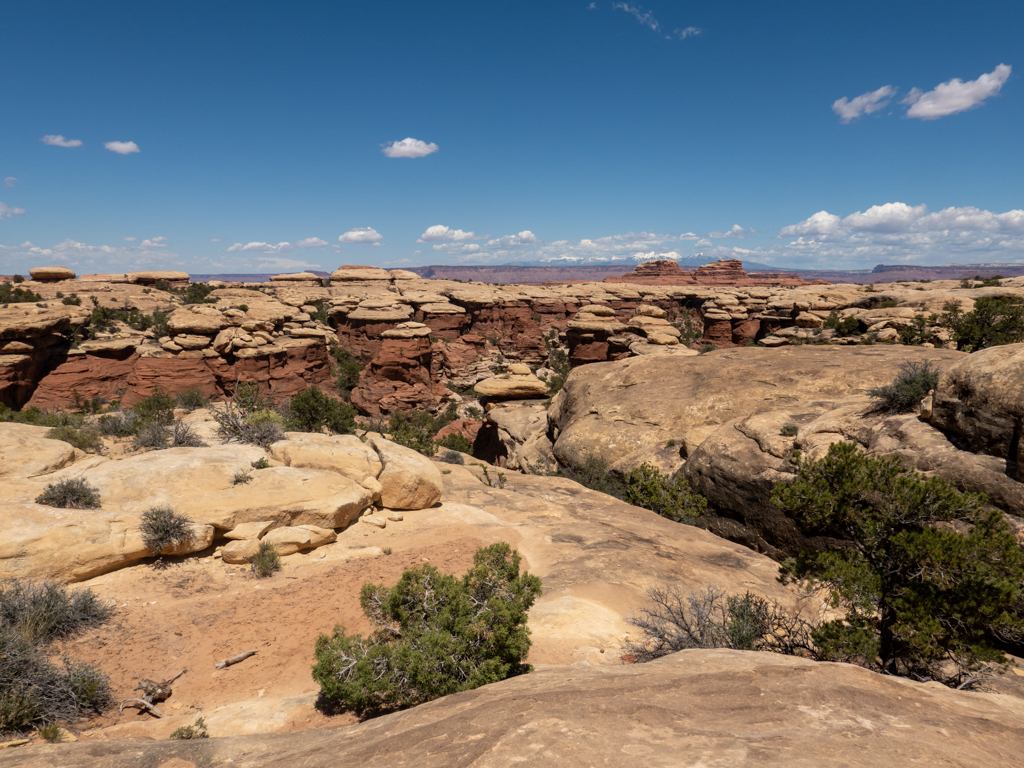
0, 202, 26, 220
209, 237, 222, 242
123, 236, 137, 241
0, 238, 185, 274
226, 241, 293, 254
832, 85, 897, 123
675, 26, 702, 39
295, 237, 328, 248
381, 138, 439, 159
339, 227, 384, 244
903, 64, 1011, 120
708, 224, 755, 239
104, 141, 140, 155
432, 242, 481, 253
417, 225, 477, 242
138, 236, 169, 248
4, 177, 16, 188
41, 134, 83, 148
588, 1, 596, 8
613, 3, 660, 32
775, 202, 1024, 267
632, 250, 682, 261
486, 230, 540, 247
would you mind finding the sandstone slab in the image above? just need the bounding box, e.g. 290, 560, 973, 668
367, 434, 443, 509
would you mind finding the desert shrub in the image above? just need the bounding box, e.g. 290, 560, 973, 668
312, 542, 542, 714
556, 455, 627, 500
941, 296, 1024, 351
150, 310, 170, 339
140, 507, 194, 556
331, 346, 362, 399
284, 386, 356, 435
622, 463, 706, 524
822, 311, 862, 337
35, 478, 101, 509
438, 449, 465, 465
233, 470, 252, 485
309, 299, 330, 325
436, 433, 473, 455
46, 425, 103, 453
251, 456, 271, 469
170, 716, 208, 739
61, 294, 82, 306
171, 282, 217, 305
0, 283, 43, 303
386, 405, 459, 457
251, 541, 280, 578
132, 422, 169, 451
0, 580, 112, 646
174, 388, 208, 410
12, 274, 24, 283
771, 441, 1024, 686
698, 343, 716, 354
867, 360, 939, 414
544, 347, 571, 395
97, 409, 141, 437
780, 424, 798, 437
1, 408, 82, 429
132, 388, 175, 425
212, 400, 284, 448
233, 381, 274, 413
169, 421, 206, 448
625, 586, 815, 663
38, 722, 62, 742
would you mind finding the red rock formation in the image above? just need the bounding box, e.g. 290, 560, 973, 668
435, 419, 482, 445
349, 336, 449, 415
604, 259, 821, 287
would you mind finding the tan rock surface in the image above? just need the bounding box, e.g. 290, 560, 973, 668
270, 432, 383, 491
368, 434, 443, 509
29, 266, 76, 281
18, 649, 1024, 767
474, 372, 549, 399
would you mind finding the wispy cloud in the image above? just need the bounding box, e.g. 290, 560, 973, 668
381, 138, 439, 158
708, 224, 755, 239
4, 177, 17, 188
675, 26, 702, 39
832, 85, 897, 123
123, 236, 137, 242
903, 64, 1011, 120
226, 241, 294, 254
253, 256, 323, 271
417, 225, 477, 242
41, 134, 83, 148
0, 202, 26, 220
339, 227, 384, 245
613, 3, 660, 32
139, 236, 168, 248
295, 237, 328, 248
104, 141, 140, 155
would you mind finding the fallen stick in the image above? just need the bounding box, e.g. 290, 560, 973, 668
215, 650, 257, 670
119, 698, 163, 718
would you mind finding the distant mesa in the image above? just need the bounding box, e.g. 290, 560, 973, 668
604, 259, 824, 287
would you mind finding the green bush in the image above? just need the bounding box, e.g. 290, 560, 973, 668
212, 384, 284, 448
822, 311, 862, 337
0, 580, 112, 646
698, 343, 716, 354
436, 433, 473, 455
169, 282, 217, 305
35, 478, 101, 509
330, 346, 362, 399
233, 470, 253, 485
97, 409, 141, 437
132, 388, 175, 425
12, 274, 24, 283
251, 456, 271, 469
61, 295, 82, 306
170, 716, 208, 739
132, 422, 169, 451
385, 404, 459, 457
556, 455, 627, 500
771, 441, 1024, 686
174, 388, 208, 410
625, 585, 814, 663
46, 425, 103, 453
140, 507, 194, 555
780, 424, 798, 437
285, 386, 356, 435
867, 360, 939, 414
0, 283, 43, 304
942, 297, 1024, 351
622, 463, 706, 524
251, 541, 280, 578
38, 722, 62, 742
312, 542, 541, 714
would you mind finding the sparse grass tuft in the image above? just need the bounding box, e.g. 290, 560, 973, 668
170, 716, 209, 740
139, 507, 194, 556
174, 388, 208, 411
0, 580, 113, 645
35, 478, 101, 509
232, 470, 253, 485
37, 722, 62, 742
251, 541, 280, 578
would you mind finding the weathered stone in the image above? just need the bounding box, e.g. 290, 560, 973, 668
367, 435, 443, 509
221, 539, 260, 564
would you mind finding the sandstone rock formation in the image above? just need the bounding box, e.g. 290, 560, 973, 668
604, 258, 821, 287
19, 649, 1024, 767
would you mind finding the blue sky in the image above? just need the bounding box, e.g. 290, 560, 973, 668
1, 1, 1022, 274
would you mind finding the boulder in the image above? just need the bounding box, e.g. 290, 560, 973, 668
367, 435, 443, 509
29, 266, 76, 281
166, 306, 229, 335
270, 433, 383, 495
474, 372, 549, 399
224, 521, 275, 540
269, 272, 322, 283
261, 525, 337, 556
222, 539, 260, 564
330, 267, 390, 282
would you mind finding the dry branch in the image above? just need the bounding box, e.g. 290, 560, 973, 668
215, 650, 257, 670
119, 698, 163, 717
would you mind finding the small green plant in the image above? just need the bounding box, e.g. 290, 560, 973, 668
436, 432, 473, 455
236, 304, 249, 312
251, 541, 280, 578
132, 388, 175, 425
876, 298, 899, 309
233, 469, 253, 485
329, 346, 362, 400
251, 456, 271, 469
822, 311, 862, 337
170, 716, 208, 740
309, 300, 330, 325
61, 295, 82, 306
698, 343, 717, 354
139, 506, 194, 556
97, 410, 141, 437
174, 388, 208, 410
867, 360, 939, 414
311, 542, 541, 714
382, 547, 393, 555
37, 722, 62, 742
665, 439, 676, 448
35, 478, 101, 509
438, 449, 465, 465
623, 463, 706, 524
46, 425, 103, 453
780, 424, 798, 437
479, 466, 507, 489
